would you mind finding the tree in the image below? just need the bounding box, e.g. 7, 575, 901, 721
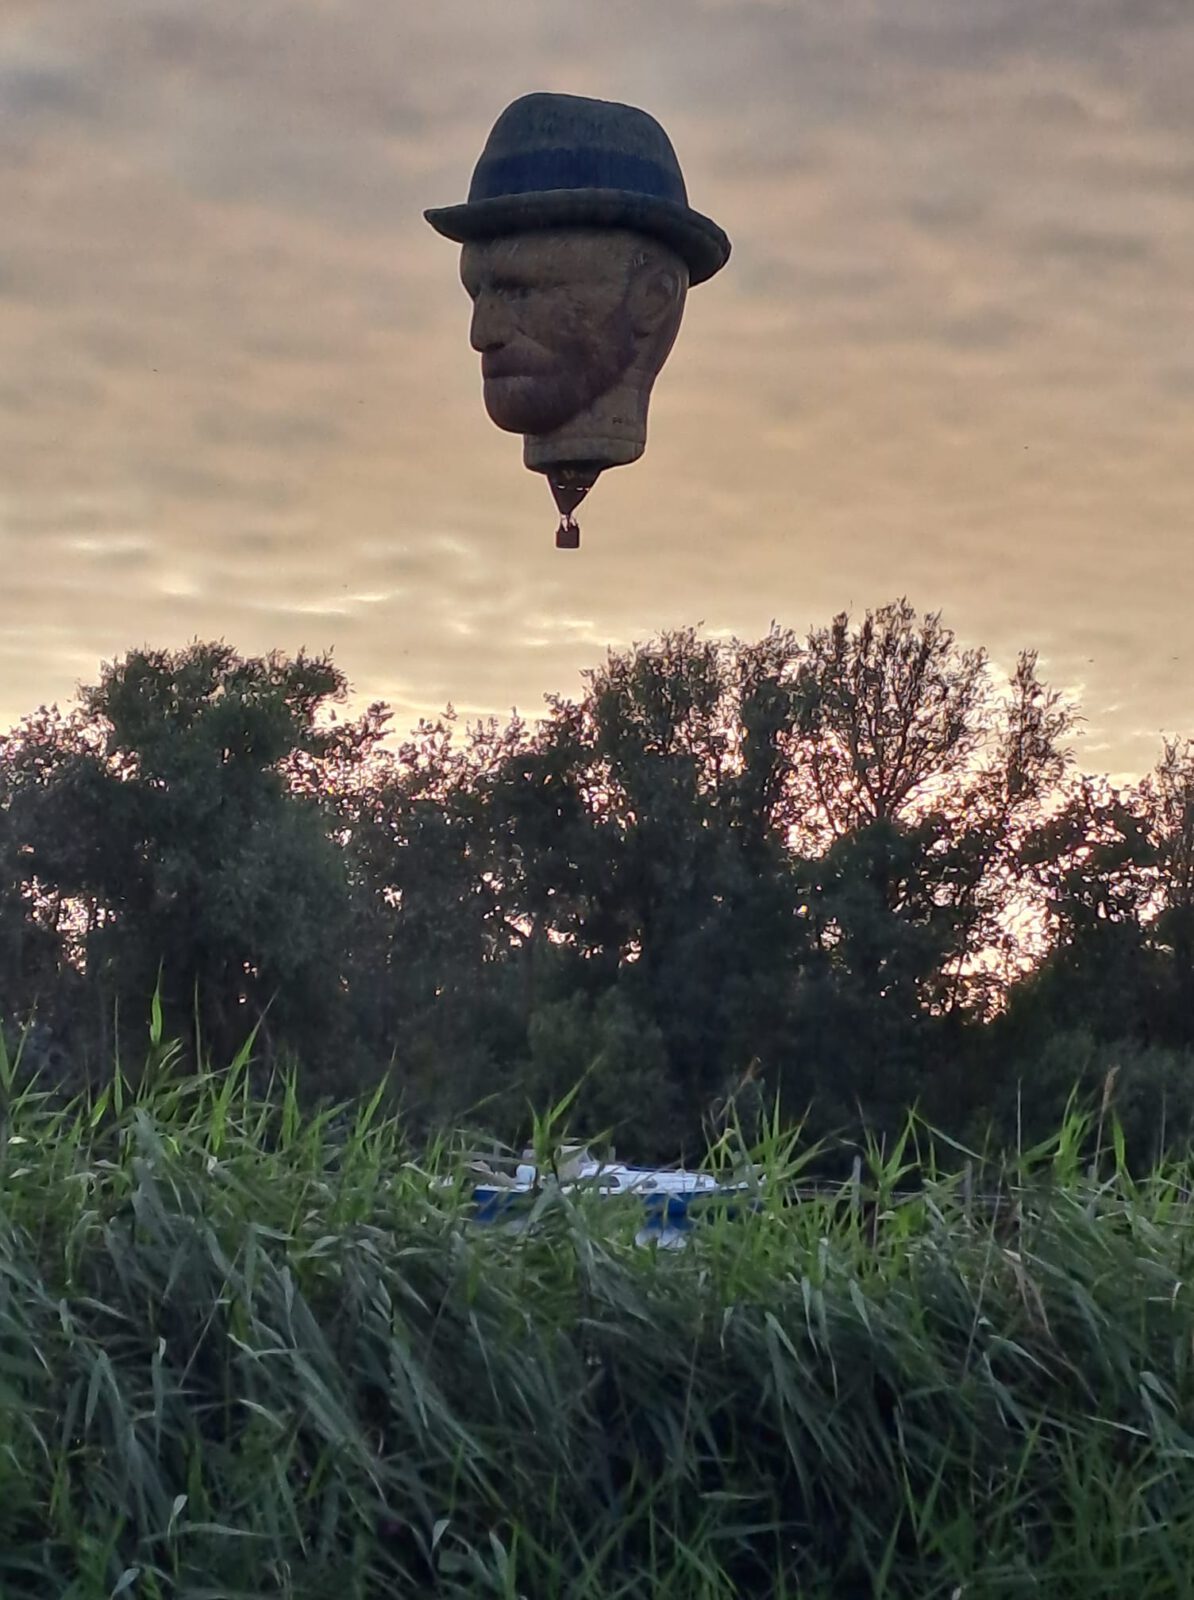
492, 628, 810, 1146
1, 604, 1143, 1161
1141, 738, 1194, 1046
519, 988, 680, 1163
0, 704, 112, 1065
787, 602, 1073, 1008
1, 642, 363, 1084
432, 608, 1077, 1151
330, 708, 536, 1126
763, 603, 1073, 1139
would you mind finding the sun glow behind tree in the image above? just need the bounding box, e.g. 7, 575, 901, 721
4, 605, 1194, 1159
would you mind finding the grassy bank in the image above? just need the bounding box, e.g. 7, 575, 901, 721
2, 1022, 1194, 1598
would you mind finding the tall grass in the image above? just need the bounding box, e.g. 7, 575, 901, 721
3, 1014, 1194, 1598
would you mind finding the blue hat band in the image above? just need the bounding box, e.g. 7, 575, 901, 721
469, 146, 688, 207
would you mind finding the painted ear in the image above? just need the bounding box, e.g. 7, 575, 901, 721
626, 264, 686, 337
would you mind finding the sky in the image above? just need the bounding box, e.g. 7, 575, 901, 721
2, 0, 1192, 780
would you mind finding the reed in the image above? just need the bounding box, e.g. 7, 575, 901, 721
2, 1012, 1193, 1598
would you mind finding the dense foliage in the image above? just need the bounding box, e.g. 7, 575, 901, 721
3, 601, 1194, 1163
2, 1025, 1194, 1599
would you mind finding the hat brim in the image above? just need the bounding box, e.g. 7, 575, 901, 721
424, 188, 730, 285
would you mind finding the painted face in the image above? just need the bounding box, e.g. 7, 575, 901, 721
459, 230, 643, 436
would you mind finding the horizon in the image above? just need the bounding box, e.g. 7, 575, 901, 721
0, 607, 1183, 800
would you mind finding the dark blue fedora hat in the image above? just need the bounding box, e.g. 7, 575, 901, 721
425, 92, 730, 285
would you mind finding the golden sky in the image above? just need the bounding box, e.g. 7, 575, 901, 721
2, 0, 1192, 779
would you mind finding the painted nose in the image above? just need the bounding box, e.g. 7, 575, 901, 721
469, 290, 510, 353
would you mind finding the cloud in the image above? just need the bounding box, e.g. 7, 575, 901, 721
1, 0, 1192, 773
1025, 225, 1154, 267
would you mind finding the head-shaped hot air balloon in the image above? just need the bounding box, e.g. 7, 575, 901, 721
425, 92, 730, 547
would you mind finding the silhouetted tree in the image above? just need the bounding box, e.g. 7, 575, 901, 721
6, 605, 1191, 1166
1141, 738, 1194, 1047
0, 642, 364, 1083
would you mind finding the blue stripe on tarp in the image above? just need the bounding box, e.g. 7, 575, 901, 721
472, 1187, 530, 1223
467, 1170, 763, 1248
642, 1193, 695, 1226
470, 147, 687, 206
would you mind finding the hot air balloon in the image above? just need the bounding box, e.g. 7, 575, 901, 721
425, 92, 730, 548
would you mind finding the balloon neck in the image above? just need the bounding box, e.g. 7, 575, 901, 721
547, 461, 603, 519
546, 462, 602, 551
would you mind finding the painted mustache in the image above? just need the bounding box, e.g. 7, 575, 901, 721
481, 353, 554, 381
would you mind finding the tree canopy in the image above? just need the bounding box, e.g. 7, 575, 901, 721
3, 606, 1192, 1165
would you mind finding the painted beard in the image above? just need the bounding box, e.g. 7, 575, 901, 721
480, 324, 636, 436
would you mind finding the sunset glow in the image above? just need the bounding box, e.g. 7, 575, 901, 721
3, 0, 1192, 778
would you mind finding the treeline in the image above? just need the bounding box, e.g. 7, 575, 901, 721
3, 600, 1193, 1164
